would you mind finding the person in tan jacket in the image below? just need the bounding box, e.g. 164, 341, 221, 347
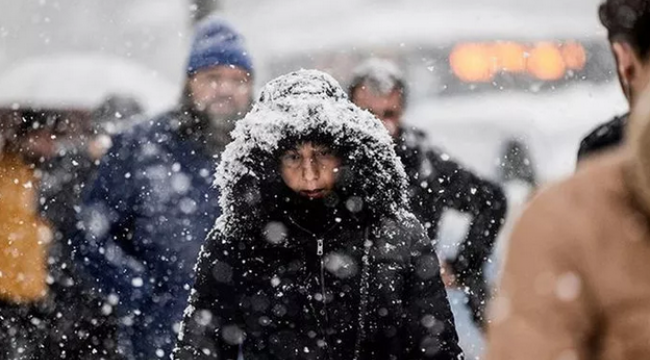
0, 116, 124, 359
0, 120, 53, 304
486, 1, 650, 359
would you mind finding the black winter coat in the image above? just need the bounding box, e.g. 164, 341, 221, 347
176, 212, 461, 360
173, 70, 463, 360
0, 283, 121, 360
577, 114, 627, 162
395, 127, 507, 327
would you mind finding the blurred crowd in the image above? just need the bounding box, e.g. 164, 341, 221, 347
0, 0, 648, 359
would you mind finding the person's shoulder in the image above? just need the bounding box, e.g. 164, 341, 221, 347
400, 126, 460, 166
106, 110, 181, 163
562, 149, 628, 201
118, 110, 178, 144
522, 150, 629, 232
400, 126, 435, 150
508, 151, 630, 272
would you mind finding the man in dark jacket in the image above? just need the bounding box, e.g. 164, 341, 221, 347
174, 69, 463, 360
75, 17, 254, 360
348, 59, 507, 329
578, 0, 650, 163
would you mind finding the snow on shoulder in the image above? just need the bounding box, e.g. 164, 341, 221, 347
214, 69, 409, 234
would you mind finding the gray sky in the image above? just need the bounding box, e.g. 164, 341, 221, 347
0, 0, 610, 96
0, 0, 190, 85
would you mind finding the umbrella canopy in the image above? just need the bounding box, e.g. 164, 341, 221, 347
0, 53, 179, 115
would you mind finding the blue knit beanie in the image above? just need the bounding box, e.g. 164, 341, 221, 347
186, 16, 254, 76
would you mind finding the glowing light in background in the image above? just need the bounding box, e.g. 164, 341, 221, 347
527, 42, 566, 81
493, 42, 527, 73
449, 40, 586, 82
561, 41, 587, 70
449, 43, 496, 82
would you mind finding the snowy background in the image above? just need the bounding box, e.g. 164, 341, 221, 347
0, 0, 628, 178
0, 1, 630, 358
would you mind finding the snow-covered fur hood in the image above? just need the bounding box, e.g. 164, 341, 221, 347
214, 70, 409, 234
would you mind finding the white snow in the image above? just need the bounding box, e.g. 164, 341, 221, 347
224, 0, 604, 61
0, 53, 178, 114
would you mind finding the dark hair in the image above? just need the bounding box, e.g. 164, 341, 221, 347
599, 0, 650, 60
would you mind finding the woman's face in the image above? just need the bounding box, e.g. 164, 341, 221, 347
279, 142, 342, 199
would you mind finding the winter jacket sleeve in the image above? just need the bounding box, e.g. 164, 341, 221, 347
426, 150, 507, 281
172, 229, 241, 360
403, 217, 465, 360
74, 133, 152, 311
485, 190, 596, 360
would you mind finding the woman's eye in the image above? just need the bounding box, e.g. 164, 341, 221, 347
316, 149, 333, 157
282, 153, 300, 163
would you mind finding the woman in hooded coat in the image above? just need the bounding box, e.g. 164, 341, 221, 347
173, 70, 463, 360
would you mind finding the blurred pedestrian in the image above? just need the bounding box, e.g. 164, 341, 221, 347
576, 1, 650, 162
0, 116, 53, 360
37, 97, 144, 360
0, 117, 121, 359
40, 94, 144, 235
486, 1, 650, 358
74, 16, 255, 360
348, 58, 507, 329
173, 69, 463, 360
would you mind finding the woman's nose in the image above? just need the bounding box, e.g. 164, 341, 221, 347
301, 158, 319, 181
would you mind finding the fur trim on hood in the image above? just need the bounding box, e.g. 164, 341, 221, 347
214, 70, 409, 235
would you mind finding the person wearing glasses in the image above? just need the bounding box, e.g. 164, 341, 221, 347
348, 58, 507, 330
173, 70, 463, 360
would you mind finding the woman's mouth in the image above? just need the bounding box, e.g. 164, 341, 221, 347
300, 189, 326, 199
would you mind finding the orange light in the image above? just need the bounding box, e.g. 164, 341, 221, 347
561, 41, 587, 70
527, 42, 566, 81
450, 43, 496, 82
493, 42, 527, 73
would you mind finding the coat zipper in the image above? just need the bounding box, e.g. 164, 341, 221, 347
317, 238, 329, 324
286, 216, 372, 359
286, 217, 337, 356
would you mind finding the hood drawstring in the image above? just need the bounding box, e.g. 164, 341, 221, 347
353, 227, 372, 360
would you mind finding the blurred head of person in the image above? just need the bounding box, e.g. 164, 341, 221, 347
182, 16, 254, 141
278, 141, 342, 200
88, 94, 144, 160
499, 138, 537, 187
600, 0, 650, 107
92, 94, 143, 132
348, 58, 407, 138
3, 114, 59, 165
